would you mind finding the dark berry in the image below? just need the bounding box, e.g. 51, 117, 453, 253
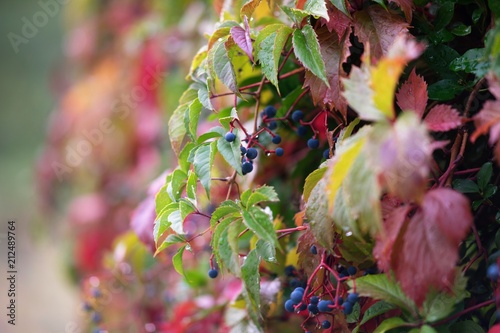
284, 299, 295, 312
264, 105, 277, 118
285, 265, 296, 276
318, 300, 333, 312
323, 149, 330, 159
365, 267, 378, 275
334, 296, 344, 305
290, 290, 304, 304
275, 147, 284, 156
298, 303, 307, 311
347, 266, 357, 276
290, 278, 300, 288
268, 121, 278, 130
272, 135, 282, 144
343, 301, 354, 315
307, 138, 319, 149
91, 289, 102, 298
208, 269, 218, 279
347, 292, 359, 303
297, 126, 307, 136
310, 296, 319, 305
310, 245, 317, 255
246, 147, 258, 159
225, 132, 236, 142
294, 287, 305, 293
321, 320, 332, 329
242, 161, 253, 174
339, 268, 348, 278
240, 146, 247, 155
82, 302, 93, 312
91, 312, 102, 323
291, 110, 304, 122
308, 303, 319, 314
487, 264, 499, 280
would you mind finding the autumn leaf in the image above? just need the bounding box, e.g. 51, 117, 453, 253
304, 25, 349, 118
396, 68, 428, 118
231, 17, 254, 62
423, 104, 462, 132
396, 188, 473, 306
389, 0, 413, 22
353, 6, 409, 61
320, 2, 352, 38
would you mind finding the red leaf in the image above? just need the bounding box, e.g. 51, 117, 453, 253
296, 0, 307, 9
471, 100, 500, 142
304, 25, 349, 118
389, 0, 413, 22
230, 17, 253, 62
424, 104, 462, 132
396, 68, 428, 118
297, 229, 322, 278
353, 6, 409, 61
320, 3, 352, 39
394, 188, 472, 306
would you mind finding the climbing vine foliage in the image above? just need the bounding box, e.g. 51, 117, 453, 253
155, 0, 500, 332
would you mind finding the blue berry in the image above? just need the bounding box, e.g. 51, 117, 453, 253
225, 132, 236, 142
91, 312, 102, 323
347, 292, 359, 303
290, 290, 304, 303
294, 287, 305, 293
343, 301, 354, 315
240, 146, 247, 155
322, 320, 332, 329
310, 296, 319, 305
272, 135, 282, 144
291, 110, 304, 122
339, 268, 348, 278
208, 269, 218, 279
275, 147, 284, 156
323, 149, 330, 159
318, 300, 333, 312
487, 264, 499, 280
334, 296, 344, 305
347, 266, 357, 276
284, 299, 295, 312
308, 303, 319, 314
268, 121, 278, 130
82, 302, 92, 312
264, 105, 277, 118
307, 138, 319, 149
242, 161, 253, 174
310, 245, 317, 255
297, 125, 307, 136
285, 265, 296, 276
298, 303, 307, 311
91, 289, 102, 298
246, 147, 258, 159
290, 278, 300, 288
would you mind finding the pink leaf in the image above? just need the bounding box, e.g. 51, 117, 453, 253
389, 0, 413, 22
396, 68, 428, 118
424, 104, 462, 132
230, 17, 253, 62
397, 189, 472, 306
471, 100, 500, 142
320, 4, 352, 39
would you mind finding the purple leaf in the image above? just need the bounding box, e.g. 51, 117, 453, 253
230, 17, 253, 62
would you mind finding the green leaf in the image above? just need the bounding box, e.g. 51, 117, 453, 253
209, 38, 239, 93
422, 273, 469, 322
307, 177, 336, 249
179, 198, 196, 221
448, 320, 485, 333
451, 23, 471, 36
153, 202, 178, 245
255, 239, 277, 262
359, 301, 395, 326
255, 24, 293, 91
197, 126, 225, 143
242, 206, 279, 249
211, 216, 238, 268
330, 0, 350, 17
192, 82, 214, 111
303, 167, 327, 203
452, 179, 480, 194
472, 199, 484, 211
346, 301, 361, 323
172, 245, 186, 276
218, 222, 241, 275
193, 141, 218, 197
484, 184, 497, 198
412, 325, 438, 333
186, 171, 198, 201
276, 86, 304, 117
179, 85, 199, 104
428, 79, 465, 101
241, 250, 262, 324
477, 162, 493, 191
217, 134, 243, 175
434, 2, 454, 30
210, 200, 241, 228
349, 274, 417, 314
246, 186, 279, 207
185, 98, 203, 141
280, 6, 310, 25
373, 317, 408, 333
169, 103, 189, 155
292, 24, 329, 86
166, 169, 188, 201
303, 0, 329, 21
241, 0, 262, 19
450, 48, 489, 77
489, 0, 500, 19
168, 209, 184, 234
179, 142, 197, 173
155, 234, 187, 255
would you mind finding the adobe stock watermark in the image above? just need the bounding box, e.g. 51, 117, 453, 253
7, 0, 72, 54
51, 65, 165, 181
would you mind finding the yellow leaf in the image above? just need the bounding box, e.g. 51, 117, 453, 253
371, 57, 405, 120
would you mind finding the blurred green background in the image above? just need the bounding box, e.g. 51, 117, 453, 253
0, 1, 79, 332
